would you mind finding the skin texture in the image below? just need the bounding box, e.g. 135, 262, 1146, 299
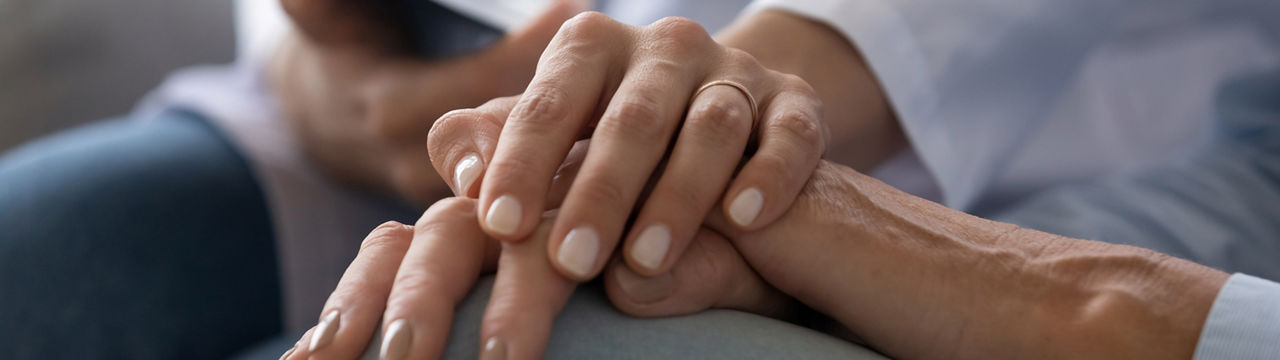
715, 10, 904, 171
281, 145, 791, 359
453, 12, 832, 287
619, 160, 1230, 359
274, 0, 901, 281
274, 5, 1227, 359
287, 159, 1229, 360
427, 9, 904, 282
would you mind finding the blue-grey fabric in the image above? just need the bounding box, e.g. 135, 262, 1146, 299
1195, 274, 1280, 360
235, 277, 885, 360
0, 111, 280, 359
994, 69, 1280, 358
993, 69, 1280, 278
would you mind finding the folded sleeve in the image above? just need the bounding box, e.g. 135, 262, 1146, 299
1194, 274, 1280, 360
742, 0, 1275, 209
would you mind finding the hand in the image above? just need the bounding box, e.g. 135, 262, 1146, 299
699, 160, 1229, 359
278, 207, 790, 359
428, 12, 830, 285
279, 137, 791, 359
268, 0, 584, 205
278, 198, 574, 360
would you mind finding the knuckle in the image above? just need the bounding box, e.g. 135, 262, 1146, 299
573, 177, 629, 209
642, 17, 711, 59
687, 98, 751, 139
722, 47, 764, 73
780, 72, 821, 99
559, 11, 617, 41
359, 221, 412, 253
510, 88, 570, 133
768, 107, 826, 153
599, 96, 667, 142
648, 17, 707, 43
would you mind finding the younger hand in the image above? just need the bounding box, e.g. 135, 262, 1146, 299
270, 0, 584, 204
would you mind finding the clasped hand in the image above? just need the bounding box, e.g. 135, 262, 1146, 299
282, 8, 827, 360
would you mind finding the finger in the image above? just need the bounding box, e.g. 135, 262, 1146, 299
486, 0, 590, 69
282, 326, 316, 360
366, 0, 586, 141
622, 82, 754, 275
480, 215, 578, 360
605, 228, 794, 318
477, 12, 624, 242
379, 197, 497, 360
288, 221, 414, 360
428, 96, 520, 198
722, 75, 827, 230
546, 17, 720, 281
545, 139, 590, 209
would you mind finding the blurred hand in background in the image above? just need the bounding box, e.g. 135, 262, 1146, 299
270, 0, 586, 205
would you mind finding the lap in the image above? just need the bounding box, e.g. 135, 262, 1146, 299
0, 111, 280, 359
238, 277, 882, 360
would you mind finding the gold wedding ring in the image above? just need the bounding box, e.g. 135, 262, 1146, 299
693, 80, 759, 127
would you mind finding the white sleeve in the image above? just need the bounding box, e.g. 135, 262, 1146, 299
743, 0, 1278, 209
1195, 274, 1280, 360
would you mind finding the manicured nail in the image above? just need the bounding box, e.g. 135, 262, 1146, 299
613, 265, 674, 304
485, 195, 522, 236
480, 337, 507, 360
453, 154, 482, 197
380, 319, 411, 360
728, 187, 764, 227
631, 224, 671, 271
308, 309, 340, 351
557, 226, 599, 278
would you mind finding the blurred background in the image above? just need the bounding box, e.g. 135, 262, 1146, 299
0, 0, 235, 151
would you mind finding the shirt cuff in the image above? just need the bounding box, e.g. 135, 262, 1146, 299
1194, 273, 1280, 360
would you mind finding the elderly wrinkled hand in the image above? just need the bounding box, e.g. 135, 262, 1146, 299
427, 12, 829, 284
280, 136, 791, 359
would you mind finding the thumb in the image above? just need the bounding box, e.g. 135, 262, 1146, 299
603, 228, 796, 319
490, 0, 590, 66
428, 96, 520, 198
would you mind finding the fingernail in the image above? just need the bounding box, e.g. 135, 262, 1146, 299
631, 224, 671, 271
485, 195, 522, 236
613, 264, 674, 304
480, 337, 507, 360
453, 154, 482, 196
557, 226, 599, 278
380, 319, 412, 360
308, 310, 340, 351
729, 187, 764, 227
